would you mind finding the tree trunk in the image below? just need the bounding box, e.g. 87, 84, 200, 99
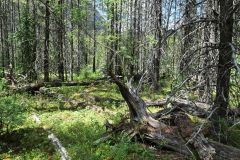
93, 0, 97, 73
110, 72, 149, 123
3, 0, 10, 70
57, 0, 64, 82
198, 0, 214, 103
212, 0, 233, 122
107, 2, 115, 74
44, 0, 50, 82
0, 0, 5, 76
180, 0, 196, 76
31, 0, 37, 80
152, 0, 162, 90
70, 0, 74, 81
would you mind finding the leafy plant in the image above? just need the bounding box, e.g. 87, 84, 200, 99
0, 78, 8, 93
76, 67, 104, 81
96, 133, 156, 160
0, 96, 26, 134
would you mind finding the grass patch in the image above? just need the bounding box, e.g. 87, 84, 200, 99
0, 114, 59, 160
0, 78, 177, 160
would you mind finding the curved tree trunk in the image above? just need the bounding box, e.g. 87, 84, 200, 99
110, 72, 149, 123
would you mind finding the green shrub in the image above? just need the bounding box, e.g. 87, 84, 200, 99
96, 133, 156, 160
227, 125, 240, 148
76, 67, 104, 81
0, 96, 26, 134
0, 78, 8, 93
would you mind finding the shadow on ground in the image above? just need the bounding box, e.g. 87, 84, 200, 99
0, 127, 55, 156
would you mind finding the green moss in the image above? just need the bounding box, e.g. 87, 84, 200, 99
0, 113, 59, 159
96, 134, 156, 160
227, 126, 240, 148
75, 67, 104, 81
0, 80, 178, 160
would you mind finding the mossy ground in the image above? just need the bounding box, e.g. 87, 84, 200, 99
0, 79, 171, 160
1, 75, 239, 160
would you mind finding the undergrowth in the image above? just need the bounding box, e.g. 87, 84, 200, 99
1, 76, 240, 160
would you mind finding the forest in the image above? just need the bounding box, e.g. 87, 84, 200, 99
0, 0, 240, 159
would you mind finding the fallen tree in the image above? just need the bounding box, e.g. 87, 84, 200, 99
80, 94, 124, 105
145, 99, 168, 107
39, 87, 87, 109
39, 87, 116, 115
108, 72, 240, 160
10, 78, 107, 93
150, 98, 210, 118
11, 83, 45, 94
149, 98, 240, 119
44, 77, 106, 87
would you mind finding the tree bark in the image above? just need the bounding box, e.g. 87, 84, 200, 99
93, 0, 97, 73
110, 72, 150, 123
180, 0, 196, 76
152, 0, 162, 90
57, 0, 65, 82
212, 0, 233, 120
31, 0, 37, 80
70, 0, 74, 81
44, 0, 50, 82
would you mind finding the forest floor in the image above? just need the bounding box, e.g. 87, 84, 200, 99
0, 76, 188, 160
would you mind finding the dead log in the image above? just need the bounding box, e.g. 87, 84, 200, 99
11, 81, 99, 93
145, 99, 168, 107
80, 94, 124, 105
109, 72, 240, 160
11, 83, 45, 94
170, 99, 211, 117
150, 98, 211, 118
142, 113, 240, 160
151, 98, 240, 119
39, 87, 87, 109
39, 87, 116, 115
142, 124, 240, 160
10, 78, 106, 93
5, 71, 18, 85
151, 107, 177, 119
44, 77, 107, 87
44, 81, 101, 87
146, 98, 210, 111
209, 141, 240, 160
